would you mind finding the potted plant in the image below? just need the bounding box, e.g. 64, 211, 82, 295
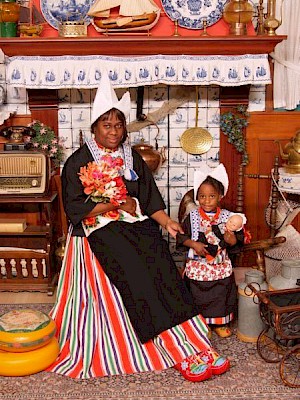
25, 120, 65, 168
219, 105, 249, 166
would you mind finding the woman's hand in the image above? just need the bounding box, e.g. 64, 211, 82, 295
119, 196, 137, 216
165, 218, 184, 238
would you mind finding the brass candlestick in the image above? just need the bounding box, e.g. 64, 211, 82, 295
200, 18, 209, 36
173, 20, 180, 37
256, 0, 265, 35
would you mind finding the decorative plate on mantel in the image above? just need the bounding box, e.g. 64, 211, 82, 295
161, 0, 227, 30
40, 0, 93, 29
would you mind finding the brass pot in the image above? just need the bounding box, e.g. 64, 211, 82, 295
277, 130, 300, 174
132, 143, 166, 173
223, 0, 254, 35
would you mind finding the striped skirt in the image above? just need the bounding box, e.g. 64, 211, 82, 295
47, 235, 211, 379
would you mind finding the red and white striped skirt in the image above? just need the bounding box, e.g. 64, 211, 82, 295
47, 236, 211, 379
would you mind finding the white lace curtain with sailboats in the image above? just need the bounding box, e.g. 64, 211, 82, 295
271, 0, 300, 110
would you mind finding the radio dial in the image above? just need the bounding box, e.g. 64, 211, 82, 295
32, 179, 38, 187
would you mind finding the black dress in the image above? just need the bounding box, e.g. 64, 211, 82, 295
62, 144, 200, 343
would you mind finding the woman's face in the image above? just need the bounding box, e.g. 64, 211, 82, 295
197, 183, 222, 213
93, 113, 124, 149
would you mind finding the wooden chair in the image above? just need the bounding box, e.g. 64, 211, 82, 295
177, 163, 286, 281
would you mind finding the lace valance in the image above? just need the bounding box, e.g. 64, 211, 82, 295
6, 54, 271, 89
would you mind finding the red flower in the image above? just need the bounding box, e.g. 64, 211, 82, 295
78, 155, 127, 206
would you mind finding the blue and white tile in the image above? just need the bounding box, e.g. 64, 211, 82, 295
169, 187, 187, 206
6, 86, 27, 103
70, 88, 91, 105
59, 128, 73, 149
169, 167, 187, 186
170, 127, 184, 148
129, 128, 149, 145
169, 148, 187, 166
188, 153, 207, 167
188, 107, 207, 127
248, 89, 266, 111
207, 148, 220, 167
58, 108, 72, 129
210, 127, 220, 143
72, 106, 91, 128
208, 86, 220, 107
72, 129, 86, 148
207, 107, 220, 126
0, 65, 5, 82
150, 127, 168, 148
149, 84, 168, 107
154, 167, 168, 186
169, 107, 188, 127
8, 103, 28, 114
58, 89, 71, 105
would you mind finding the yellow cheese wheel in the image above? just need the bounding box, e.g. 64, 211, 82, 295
0, 337, 59, 376
0, 309, 56, 352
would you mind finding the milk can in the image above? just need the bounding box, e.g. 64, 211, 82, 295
237, 270, 268, 342
269, 259, 300, 290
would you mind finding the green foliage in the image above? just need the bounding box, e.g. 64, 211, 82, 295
219, 105, 249, 165
26, 120, 65, 167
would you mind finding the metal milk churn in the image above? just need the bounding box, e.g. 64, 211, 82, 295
237, 270, 268, 342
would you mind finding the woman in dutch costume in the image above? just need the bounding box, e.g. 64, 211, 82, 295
48, 75, 230, 382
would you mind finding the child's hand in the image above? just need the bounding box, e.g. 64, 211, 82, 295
193, 242, 209, 257
224, 230, 237, 246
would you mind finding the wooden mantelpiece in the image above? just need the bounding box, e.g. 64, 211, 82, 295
0, 36, 287, 57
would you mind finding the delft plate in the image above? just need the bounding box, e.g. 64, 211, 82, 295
40, 0, 93, 29
161, 0, 227, 30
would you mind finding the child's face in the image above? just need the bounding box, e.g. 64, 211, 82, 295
197, 183, 222, 212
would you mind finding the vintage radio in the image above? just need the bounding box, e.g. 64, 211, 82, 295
0, 151, 50, 195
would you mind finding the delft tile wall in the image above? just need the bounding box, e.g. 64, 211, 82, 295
57, 84, 266, 267
0, 49, 266, 266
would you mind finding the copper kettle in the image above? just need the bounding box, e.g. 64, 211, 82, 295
277, 130, 300, 174
132, 141, 166, 174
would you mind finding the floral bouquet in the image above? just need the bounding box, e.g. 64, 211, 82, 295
78, 154, 127, 206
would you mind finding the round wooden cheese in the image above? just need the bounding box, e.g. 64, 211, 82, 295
0, 309, 56, 352
0, 337, 59, 376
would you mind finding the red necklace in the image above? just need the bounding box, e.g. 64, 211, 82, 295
96, 143, 119, 153
199, 207, 221, 223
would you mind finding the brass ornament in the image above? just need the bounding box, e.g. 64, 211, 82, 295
277, 130, 300, 174
223, 0, 254, 36
180, 86, 213, 155
180, 127, 213, 155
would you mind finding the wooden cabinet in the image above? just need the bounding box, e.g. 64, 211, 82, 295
0, 193, 58, 295
244, 112, 300, 241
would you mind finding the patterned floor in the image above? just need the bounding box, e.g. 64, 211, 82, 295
0, 304, 299, 400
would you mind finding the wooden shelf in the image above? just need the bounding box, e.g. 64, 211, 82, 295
0, 193, 57, 203
0, 225, 50, 236
0, 35, 287, 57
